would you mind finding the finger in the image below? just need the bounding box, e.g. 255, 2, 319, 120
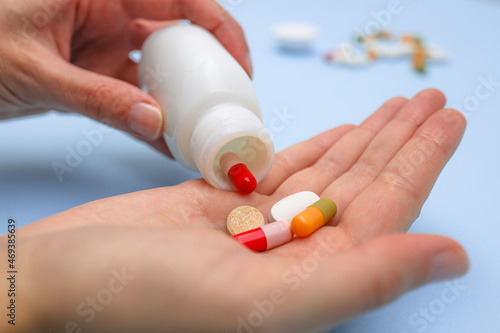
323, 89, 446, 225
341, 108, 466, 240
277, 234, 469, 332
43, 55, 166, 143
129, 19, 179, 49
122, 0, 252, 77
275, 96, 408, 197
114, 20, 179, 86
148, 136, 173, 158
0, 109, 47, 120
256, 124, 356, 196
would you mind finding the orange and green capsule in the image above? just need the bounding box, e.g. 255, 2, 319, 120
291, 198, 337, 237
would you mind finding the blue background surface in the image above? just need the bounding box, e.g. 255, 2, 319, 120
1, 0, 499, 332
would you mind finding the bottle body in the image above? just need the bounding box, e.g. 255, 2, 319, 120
138, 24, 274, 191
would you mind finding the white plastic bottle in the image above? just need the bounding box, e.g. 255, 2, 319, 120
138, 24, 274, 191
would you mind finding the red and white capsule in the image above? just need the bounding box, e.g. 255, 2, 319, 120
219, 152, 257, 194
233, 220, 293, 252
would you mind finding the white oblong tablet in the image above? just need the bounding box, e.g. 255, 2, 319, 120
269, 191, 320, 222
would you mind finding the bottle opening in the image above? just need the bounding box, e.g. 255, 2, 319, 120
214, 136, 272, 191
191, 105, 275, 192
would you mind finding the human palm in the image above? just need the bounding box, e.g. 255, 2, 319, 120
7, 90, 469, 332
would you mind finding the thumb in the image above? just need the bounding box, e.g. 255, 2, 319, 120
279, 233, 469, 332
47, 59, 164, 142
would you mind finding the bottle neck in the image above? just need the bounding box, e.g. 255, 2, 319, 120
191, 104, 275, 191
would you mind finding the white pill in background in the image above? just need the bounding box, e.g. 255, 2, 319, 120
272, 22, 319, 51
338, 54, 371, 66
324, 44, 372, 66
373, 42, 409, 58
426, 45, 449, 61
269, 191, 320, 222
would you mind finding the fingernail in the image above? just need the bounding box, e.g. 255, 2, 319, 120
245, 54, 253, 78
430, 249, 470, 282
129, 103, 163, 140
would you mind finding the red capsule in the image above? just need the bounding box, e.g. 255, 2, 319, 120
227, 163, 257, 194
219, 152, 257, 194
233, 220, 293, 252
233, 227, 267, 252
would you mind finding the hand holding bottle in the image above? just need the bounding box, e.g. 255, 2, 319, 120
0, 0, 253, 156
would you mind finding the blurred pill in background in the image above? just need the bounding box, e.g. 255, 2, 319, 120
272, 22, 319, 52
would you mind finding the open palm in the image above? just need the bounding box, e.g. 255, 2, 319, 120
7, 89, 469, 333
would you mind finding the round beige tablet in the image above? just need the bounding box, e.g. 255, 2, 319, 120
227, 206, 265, 236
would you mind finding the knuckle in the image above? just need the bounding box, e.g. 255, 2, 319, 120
349, 159, 380, 181
379, 170, 420, 205
314, 153, 343, 178
313, 124, 356, 151
84, 83, 130, 123
415, 128, 448, 153
84, 83, 110, 120
367, 266, 405, 308
273, 153, 294, 177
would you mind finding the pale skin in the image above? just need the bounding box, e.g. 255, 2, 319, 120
0, 0, 252, 155
0, 0, 469, 332
1, 89, 469, 332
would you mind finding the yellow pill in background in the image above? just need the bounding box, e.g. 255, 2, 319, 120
291, 198, 337, 237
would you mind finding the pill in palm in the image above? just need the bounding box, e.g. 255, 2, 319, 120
268, 191, 320, 222
233, 220, 293, 252
291, 198, 337, 237
219, 152, 257, 194
226, 206, 265, 236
